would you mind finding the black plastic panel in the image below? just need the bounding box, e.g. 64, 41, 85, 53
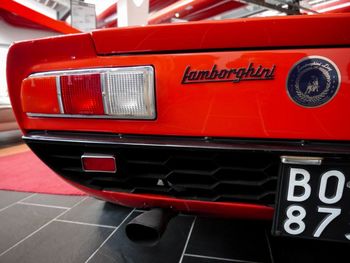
24, 132, 350, 206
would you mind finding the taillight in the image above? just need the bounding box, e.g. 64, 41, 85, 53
21, 66, 156, 119
103, 67, 155, 118
60, 74, 104, 115
21, 76, 60, 114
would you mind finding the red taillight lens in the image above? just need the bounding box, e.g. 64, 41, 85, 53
81, 154, 116, 173
60, 74, 104, 115
21, 76, 60, 114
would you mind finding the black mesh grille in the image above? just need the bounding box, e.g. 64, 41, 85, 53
24, 132, 350, 207
26, 137, 281, 206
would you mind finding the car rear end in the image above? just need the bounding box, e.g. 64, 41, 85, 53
7, 13, 350, 243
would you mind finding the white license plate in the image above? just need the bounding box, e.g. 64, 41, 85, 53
272, 158, 350, 243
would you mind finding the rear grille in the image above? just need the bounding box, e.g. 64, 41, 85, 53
26, 135, 282, 206
24, 132, 350, 206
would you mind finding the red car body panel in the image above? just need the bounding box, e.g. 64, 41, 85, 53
92, 13, 350, 54
10, 48, 350, 140
71, 181, 273, 219
7, 13, 350, 219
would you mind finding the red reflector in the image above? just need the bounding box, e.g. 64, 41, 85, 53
82, 155, 116, 173
60, 74, 104, 115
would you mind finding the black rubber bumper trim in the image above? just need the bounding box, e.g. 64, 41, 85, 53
23, 131, 350, 155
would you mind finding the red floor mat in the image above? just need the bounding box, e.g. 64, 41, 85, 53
0, 151, 85, 195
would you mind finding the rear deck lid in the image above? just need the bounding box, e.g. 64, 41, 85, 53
91, 13, 350, 55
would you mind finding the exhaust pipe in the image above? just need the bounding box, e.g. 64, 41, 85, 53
125, 208, 176, 246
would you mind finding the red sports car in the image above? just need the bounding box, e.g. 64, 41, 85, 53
7, 13, 350, 244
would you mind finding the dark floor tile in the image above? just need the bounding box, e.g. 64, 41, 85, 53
59, 198, 132, 227
0, 204, 65, 254
23, 193, 85, 208
0, 191, 33, 210
182, 255, 240, 263
88, 212, 194, 263
269, 235, 350, 263
0, 221, 113, 263
186, 217, 271, 263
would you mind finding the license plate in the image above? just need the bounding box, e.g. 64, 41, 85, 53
272, 156, 350, 243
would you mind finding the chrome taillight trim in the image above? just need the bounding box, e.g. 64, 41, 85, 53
55, 76, 64, 114
26, 113, 139, 119
26, 66, 156, 120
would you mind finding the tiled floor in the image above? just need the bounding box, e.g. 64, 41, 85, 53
0, 190, 349, 263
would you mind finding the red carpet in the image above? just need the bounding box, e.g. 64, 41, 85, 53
0, 151, 85, 195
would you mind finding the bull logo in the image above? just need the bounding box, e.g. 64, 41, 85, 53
305, 75, 319, 95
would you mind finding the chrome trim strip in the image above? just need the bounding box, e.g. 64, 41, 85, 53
100, 73, 109, 115
81, 153, 116, 173
28, 66, 154, 78
280, 156, 323, 165
146, 66, 156, 118
22, 133, 350, 155
56, 76, 64, 114
26, 112, 152, 119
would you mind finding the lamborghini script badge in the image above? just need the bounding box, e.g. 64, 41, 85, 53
287, 56, 341, 108
181, 63, 276, 84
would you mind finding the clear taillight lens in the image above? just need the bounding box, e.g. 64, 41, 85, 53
103, 66, 155, 119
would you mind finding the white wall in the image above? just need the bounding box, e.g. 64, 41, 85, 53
85, 0, 117, 15
0, 17, 58, 44
118, 0, 149, 27
0, 18, 59, 104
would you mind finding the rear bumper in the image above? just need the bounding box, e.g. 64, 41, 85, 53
23, 132, 350, 219
70, 182, 274, 219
